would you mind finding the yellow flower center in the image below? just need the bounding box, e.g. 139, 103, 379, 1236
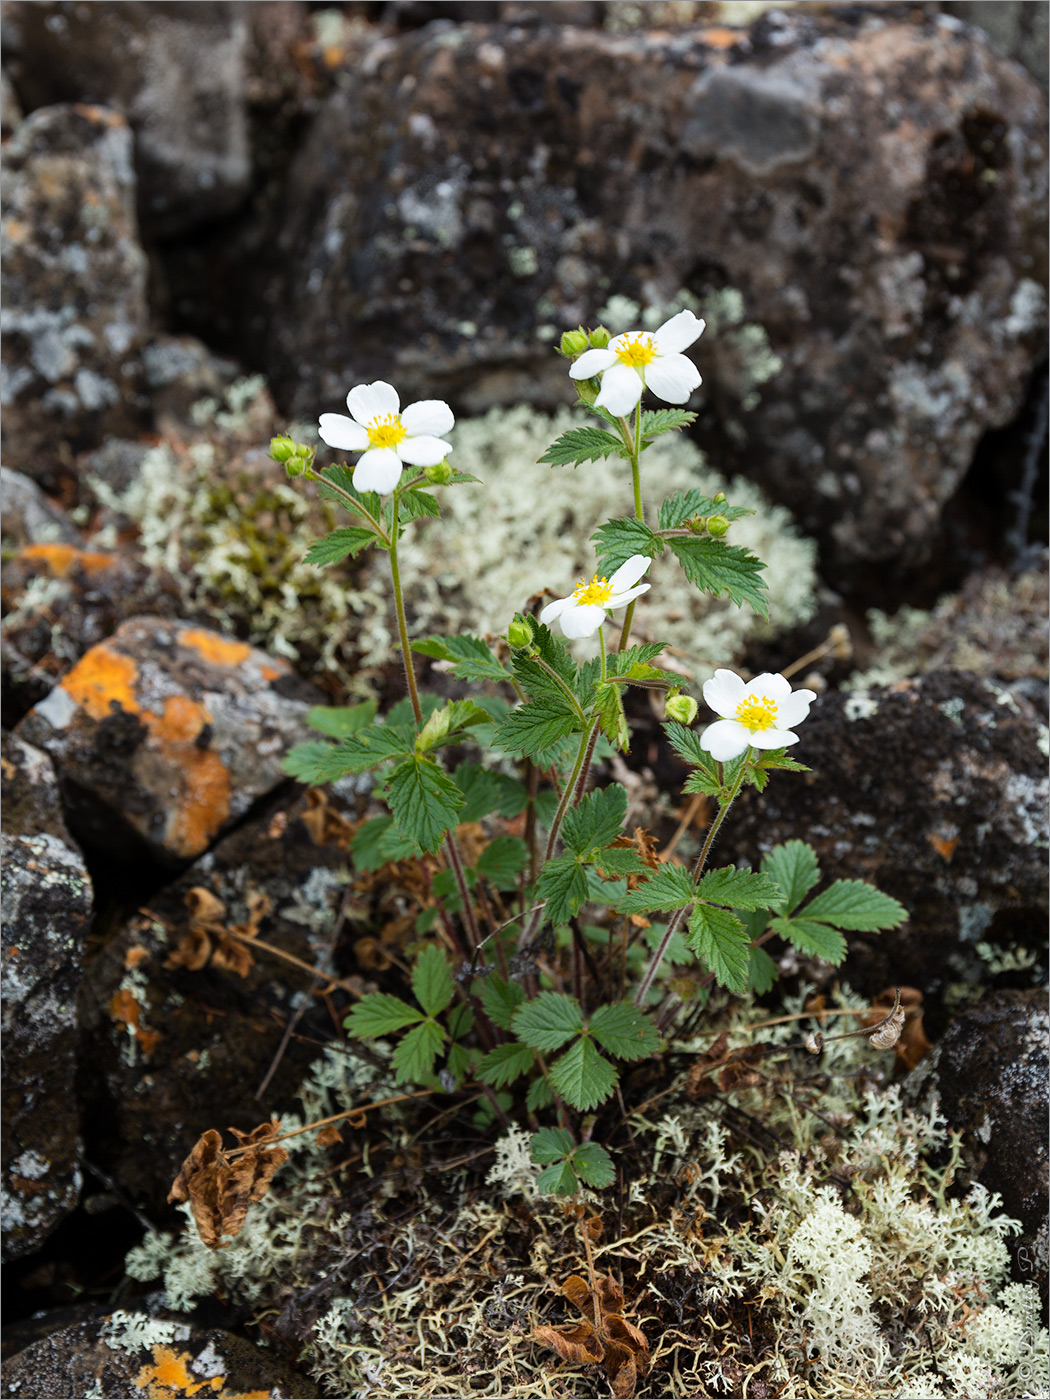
615, 334, 657, 369
735, 694, 778, 731
366, 413, 407, 450
573, 574, 614, 607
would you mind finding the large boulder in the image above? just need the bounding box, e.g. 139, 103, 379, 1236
265, 8, 1046, 587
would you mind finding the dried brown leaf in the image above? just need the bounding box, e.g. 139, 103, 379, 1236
167, 1120, 288, 1249
532, 1321, 603, 1366
209, 934, 256, 978
315, 1124, 343, 1147
165, 927, 213, 972
535, 1271, 648, 1397
185, 886, 227, 928
301, 788, 357, 847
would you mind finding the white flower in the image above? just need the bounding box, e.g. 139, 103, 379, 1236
700, 669, 816, 762
318, 381, 454, 494
568, 309, 705, 417
539, 555, 652, 639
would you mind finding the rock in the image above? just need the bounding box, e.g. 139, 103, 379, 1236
15, 616, 320, 865
721, 670, 1048, 998
908, 988, 1049, 1293
3, 1, 252, 238
0, 104, 149, 492
142, 334, 243, 438
78, 786, 361, 1213
1, 66, 23, 136
2, 1309, 316, 1398
0, 466, 80, 548
265, 9, 1046, 588
944, 2, 1049, 87
1, 732, 92, 1259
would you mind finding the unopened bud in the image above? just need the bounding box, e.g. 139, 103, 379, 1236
559, 328, 589, 357
713, 491, 727, 505
687, 515, 707, 535
664, 693, 699, 726
507, 617, 534, 650
424, 459, 454, 485
706, 514, 730, 538
269, 435, 296, 463
589, 325, 611, 350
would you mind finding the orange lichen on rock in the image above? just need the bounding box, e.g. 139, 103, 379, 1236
145, 697, 231, 859
19, 542, 117, 578
177, 629, 254, 668
109, 987, 161, 1058
134, 1345, 224, 1399
58, 643, 141, 720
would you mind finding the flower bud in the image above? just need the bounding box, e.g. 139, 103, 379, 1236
589, 325, 611, 350
269, 435, 296, 463
713, 491, 727, 505
706, 514, 730, 538
687, 515, 707, 534
664, 693, 699, 726
507, 617, 534, 650
424, 459, 454, 485
559, 328, 589, 357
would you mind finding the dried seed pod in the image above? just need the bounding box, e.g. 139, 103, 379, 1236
804, 1031, 824, 1055
869, 1003, 906, 1050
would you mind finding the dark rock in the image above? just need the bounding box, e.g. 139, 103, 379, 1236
142, 334, 243, 438
721, 670, 1048, 998
3, 1, 252, 239
908, 987, 1049, 1293
263, 9, 1046, 587
0, 466, 80, 548
944, 2, 1049, 87
2, 1309, 316, 1398
15, 616, 320, 865
78, 787, 360, 1214
0, 104, 149, 492
1, 732, 92, 1259
1, 66, 23, 136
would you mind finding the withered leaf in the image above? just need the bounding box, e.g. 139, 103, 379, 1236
315, 1124, 343, 1147
533, 1272, 649, 1398
168, 1119, 288, 1249
184, 886, 227, 928
301, 788, 358, 848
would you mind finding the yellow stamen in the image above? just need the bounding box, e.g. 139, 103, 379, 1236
735, 694, 778, 731
366, 413, 407, 450
615, 333, 657, 369
573, 574, 614, 607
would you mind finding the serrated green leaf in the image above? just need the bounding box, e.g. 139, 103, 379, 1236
562, 785, 628, 857
747, 944, 780, 995
800, 881, 908, 932
415, 699, 490, 753
682, 768, 724, 798
477, 1042, 537, 1088
281, 741, 347, 784
658, 489, 752, 530
304, 526, 377, 566
446, 1042, 477, 1085
665, 720, 719, 772
476, 836, 529, 889
493, 699, 582, 758
397, 488, 441, 521
769, 915, 847, 964
411, 634, 511, 683
592, 680, 629, 751
687, 903, 751, 994
756, 748, 811, 774
643, 919, 692, 966
572, 1142, 615, 1188
513, 991, 584, 1052
592, 846, 649, 878
306, 700, 379, 737
617, 864, 696, 916
549, 1038, 619, 1110
412, 945, 455, 1017
316, 465, 381, 523
695, 866, 783, 912
667, 537, 768, 617
285, 723, 417, 782
640, 408, 697, 442
589, 1002, 662, 1060
386, 756, 464, 853
591, 516, 658, 574
526, 1075, 554, 1111
345, 993, 424, 1038
479, 975, 527, 1032
536, 855, 589, 926
761, 841, 820, 916
539, 425, 624, 467
536, 1160, 580, 1195
350, 815, 420, 871
530, 1126, 576, 1164
391, 1019, 446, 1084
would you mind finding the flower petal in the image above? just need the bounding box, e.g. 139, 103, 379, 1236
703, 669, 747, 718
775, 690, 817, 728
607, 582, 650, 610
318, 414, 369, 452
347, 381, 400, 425
749, 729, 799, 750
569, 348, 617, 380
352, 447, 403, 494
608, 554, 652, 591
700, 719, 751, 762
595, 362, 643, 415
559, 603, 607, 639
653, 310, 705, 355
401, 399, 455, 437
645, 353, 701, 405
397, 435, 452, 467
750, 673, 792, 702
539, 596, 571, 625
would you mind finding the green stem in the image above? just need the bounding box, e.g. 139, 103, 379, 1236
617, 400, 645, 653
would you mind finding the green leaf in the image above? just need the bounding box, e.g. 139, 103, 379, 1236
667, 537, 768, 617
386, 756, 464, 853
770, 915, 847, 964
747, 944, 780, 995
304, 526, 377, 566
591, 681, 629, 751
446, 1041, 477, 1086
476, 836, 529, 889
536, 1160, 580, 1195
592, 846, 649, 878
589, 1003, 662, 1060
530, 1126, 576, 1164
536, 855, 589, 926
756, 748, 811, 774
665, 720, 717, 770
695, 866, 783, 912
412, 945, 455, 1017
572, 1142, 615, 1189
494, 699, 582, 759
801, 881, 908, 932
398, 488, 441, 521
415, 699, 490, 753
683, 768, 724, 798
562, 785, 628, 857
513, 992, 584, 1052
526, 1075, 554, 1111
412, 634, 511, 683
539, 426, 623, 468
350, 816, 419, 871
591, 516, 659, 574
316, 465, 381, 523
306, 700, 379, 738
761, 841, 820, 916
345, 993, 424, 1038
617, 864, 696, 916
281, 741, 348, 784
479, 975, 526, 1032
687, 903, 751, 994
658, 489, 752, 530
284, 723, 416, 782
392, 1019, 446, 1084
643, 919, 692, 966
477, 1042, 537, 1088
549, 1038, 619, 1111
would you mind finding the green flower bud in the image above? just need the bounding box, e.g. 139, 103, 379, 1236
713, 491, 727, 504
269, 435, 296, 463
706, 514, 730, 538
507, 617, 534, 650
559, 328, 589, 357
589, 325, 611, 350
687, 515, 707, 534
665, 693, 699, 726
424, 459, 454, 485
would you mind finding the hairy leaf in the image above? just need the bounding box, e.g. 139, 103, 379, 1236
639, 408, 696, 441
769, 915, 847, 964
537, 855, 589, 926
588, 1002, 662, 1060
562, 785, 628, 857
592, 680, 629, 751
476, 835, 530, 889
530, 1126, 576, 1164
572, 1142, 616, 1188
412, 945, 455, 1018
591, 516, 658, 574
397, 487, 441, 521
304, 526, 377, 566
386, 756, 464, 853
415, 699, 490, 753
392, 1019, 446, 1084
539, 426, 624, 468
536, 1160, 580, 1195
513, 992, 584, 1052
747, 944, 779, 996
687, 903, 751, 994
306, 700, 378, 737
667, 537, 768, 617
411, 633, 511, 682
345, 993, 423, 1038
761, 840, 820, 916
617, 864, 695, 915
695, 866, 783, 912
801, 880, 908, 931
479, 975, 527, 1032
549, 1038, 619, 1110
494, 698, 581, 758
658, 489, 752, 531
477, 1041, 537, 1088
